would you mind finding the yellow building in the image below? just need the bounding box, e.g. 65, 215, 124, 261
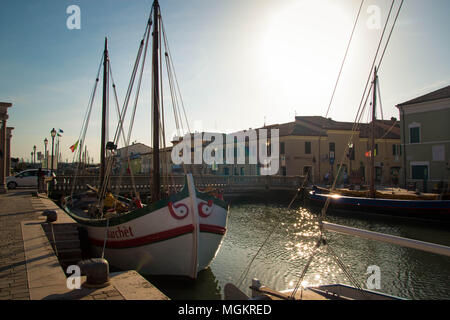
274, 116, 402, 186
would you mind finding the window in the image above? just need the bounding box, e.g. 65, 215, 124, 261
411, 165, 428, 180
280, 142, 285, 155
22, 171, 34, 177
375, 167, 382, 183
329, 142, 335, 160
281, 167, 287, 176
349, 146, 355, 160
375, 144, 379, 156
409, 123, 421, 144
432, 145, 445, 161
305, 142, 311, 155
329, 142, 335, 152
392, 144, 402, 156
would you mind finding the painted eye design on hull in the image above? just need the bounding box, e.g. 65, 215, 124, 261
168, 201, 189, 220
198, 200, 214, 218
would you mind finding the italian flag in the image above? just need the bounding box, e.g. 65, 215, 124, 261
70, 140, 79, 153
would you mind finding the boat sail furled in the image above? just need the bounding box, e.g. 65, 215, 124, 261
63, 0, 228, 278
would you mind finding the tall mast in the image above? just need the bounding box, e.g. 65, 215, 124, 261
151, 0, 161, 202
370, 66, 377, 198
100, 37, 109, 186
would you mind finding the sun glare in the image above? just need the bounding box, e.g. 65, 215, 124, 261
260, 1, 351, 111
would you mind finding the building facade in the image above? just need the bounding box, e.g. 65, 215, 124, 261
274, 116, 402, 186
397, 85, 450, 192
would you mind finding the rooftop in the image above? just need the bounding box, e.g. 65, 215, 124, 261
397, 84, 450, 107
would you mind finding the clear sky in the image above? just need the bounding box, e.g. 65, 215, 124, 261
1, 0, 449, 163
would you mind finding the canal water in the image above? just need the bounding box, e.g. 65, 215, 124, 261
146, 200, 450, 300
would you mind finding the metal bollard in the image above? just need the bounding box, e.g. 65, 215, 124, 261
42, 210, 58, 223
77, 258, 110, 288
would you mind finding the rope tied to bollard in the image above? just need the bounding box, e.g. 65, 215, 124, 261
102, 216, 110, 259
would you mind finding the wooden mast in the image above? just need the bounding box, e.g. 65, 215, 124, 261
370, 66, 377, 198
100, 37, 109, 188
151, 0, 161, 202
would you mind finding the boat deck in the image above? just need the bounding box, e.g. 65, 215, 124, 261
253, 285, 400, 300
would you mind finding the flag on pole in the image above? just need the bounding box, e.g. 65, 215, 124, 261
70, 140, 79, 153
365, 151, 371, 158
59, 129, 64, 133
57, 133, 62, 137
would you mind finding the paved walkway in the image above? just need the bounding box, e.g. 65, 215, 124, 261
0, 188, 169, 300
0, 189, 43, 300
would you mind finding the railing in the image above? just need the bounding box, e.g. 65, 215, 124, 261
51, 175, 305, 195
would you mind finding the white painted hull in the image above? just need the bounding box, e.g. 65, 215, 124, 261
64, 174, 228, 278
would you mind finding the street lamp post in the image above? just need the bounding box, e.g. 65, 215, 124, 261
30, 152, 33, 164
33, 145, 36, 164
44, 138, 48, 169
51, 128, 56, 176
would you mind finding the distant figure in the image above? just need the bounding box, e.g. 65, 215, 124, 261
37, 168, 45, 192
343, 171, 349, 185
324, 172, 330, 184
392, 171, 399, 187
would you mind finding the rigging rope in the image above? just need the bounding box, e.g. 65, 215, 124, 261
161, 18, 191, 134
320, 0, 399, 220
289, 0, 405, 299
94, 7, 153, 209
109, 65, 139, 201
325, 0, 365, 118
161, 16, 195, 185
351, 0, 396, 128
70, 53, 104, 198
377, 0, 405, 73
98, 17, 152, 208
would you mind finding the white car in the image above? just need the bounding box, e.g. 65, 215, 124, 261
6, 169, 55, 189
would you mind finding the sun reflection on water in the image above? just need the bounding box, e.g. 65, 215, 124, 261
206, 203, 450, 300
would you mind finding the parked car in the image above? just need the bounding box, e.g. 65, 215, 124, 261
6, 169, 55, 189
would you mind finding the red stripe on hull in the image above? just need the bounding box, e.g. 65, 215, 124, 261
199, 224, 226, 235
89, 224, 195, 249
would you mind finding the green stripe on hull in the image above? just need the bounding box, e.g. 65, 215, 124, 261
196, 191, 228, 210
64, 184, 190, 227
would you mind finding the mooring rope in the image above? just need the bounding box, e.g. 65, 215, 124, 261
101, 217, 110, 260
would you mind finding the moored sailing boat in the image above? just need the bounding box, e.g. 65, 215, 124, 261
305, 67, 450, 223
63, 0, 228, 278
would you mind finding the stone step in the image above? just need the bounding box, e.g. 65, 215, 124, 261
42, 223, 79, 234
49, 239, 81, 250
55, 248, 83, 261
44, 230, 80, 241
59, 258, 83, 271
